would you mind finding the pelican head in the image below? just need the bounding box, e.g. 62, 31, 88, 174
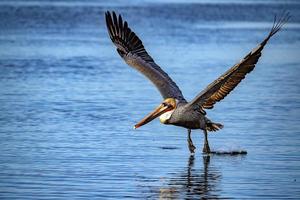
134, 98, 177, 129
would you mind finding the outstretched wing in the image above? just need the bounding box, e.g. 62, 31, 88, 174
105, 11, 186, 102
187, 12, 290, 110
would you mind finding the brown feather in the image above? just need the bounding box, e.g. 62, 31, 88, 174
188, 11, 290, 110
105, 11, 186, 101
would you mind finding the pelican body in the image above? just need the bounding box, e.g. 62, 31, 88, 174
105, 11, 289, 153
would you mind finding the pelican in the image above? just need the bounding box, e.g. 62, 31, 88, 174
105, 11, 290, 153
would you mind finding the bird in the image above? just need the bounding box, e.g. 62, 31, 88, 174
105, 11, 290, 154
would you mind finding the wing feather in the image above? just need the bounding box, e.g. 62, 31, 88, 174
188, 12, 290, 110
105, 11, 186, 101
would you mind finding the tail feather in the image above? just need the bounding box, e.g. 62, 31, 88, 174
206, 122, 224, 132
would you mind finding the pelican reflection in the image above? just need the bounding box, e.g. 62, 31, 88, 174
159, 155, 225, 199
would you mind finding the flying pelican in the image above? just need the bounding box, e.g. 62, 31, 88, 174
105, 11, 290, 154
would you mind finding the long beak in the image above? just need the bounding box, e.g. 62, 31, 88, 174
134, 104, 170, 129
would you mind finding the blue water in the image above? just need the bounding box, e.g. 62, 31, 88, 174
0, 0, 300, 199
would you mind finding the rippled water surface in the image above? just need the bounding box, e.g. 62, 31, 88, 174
1, 0, 300, 199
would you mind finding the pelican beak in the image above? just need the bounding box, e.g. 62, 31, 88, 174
134, 104, 171, 129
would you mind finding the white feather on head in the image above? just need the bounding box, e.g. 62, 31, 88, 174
159, 98, 178, 124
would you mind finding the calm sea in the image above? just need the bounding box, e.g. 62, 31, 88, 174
0, 0, 300, 199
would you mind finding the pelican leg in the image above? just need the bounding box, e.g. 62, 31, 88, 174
187, 129, 196, 153
202, 129, 211, 154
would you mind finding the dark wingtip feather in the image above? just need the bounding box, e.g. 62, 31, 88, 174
118, 14, 123, 29
269, 11, 291, 37
112, 11, 116, 18
260, 11, 290, 47
104, 11, 154, 63
105, 11, 115, 39
104, 11, 111, 22
104, 11, 110, 36
112, 11, 119, 36
118, 14, 123, 39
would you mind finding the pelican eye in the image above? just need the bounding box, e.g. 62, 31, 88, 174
162, 102, 168, 107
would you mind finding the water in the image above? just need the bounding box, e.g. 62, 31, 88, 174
0, 0, 300, 199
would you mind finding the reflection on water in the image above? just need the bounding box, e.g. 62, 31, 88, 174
159, 155, 226, 199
